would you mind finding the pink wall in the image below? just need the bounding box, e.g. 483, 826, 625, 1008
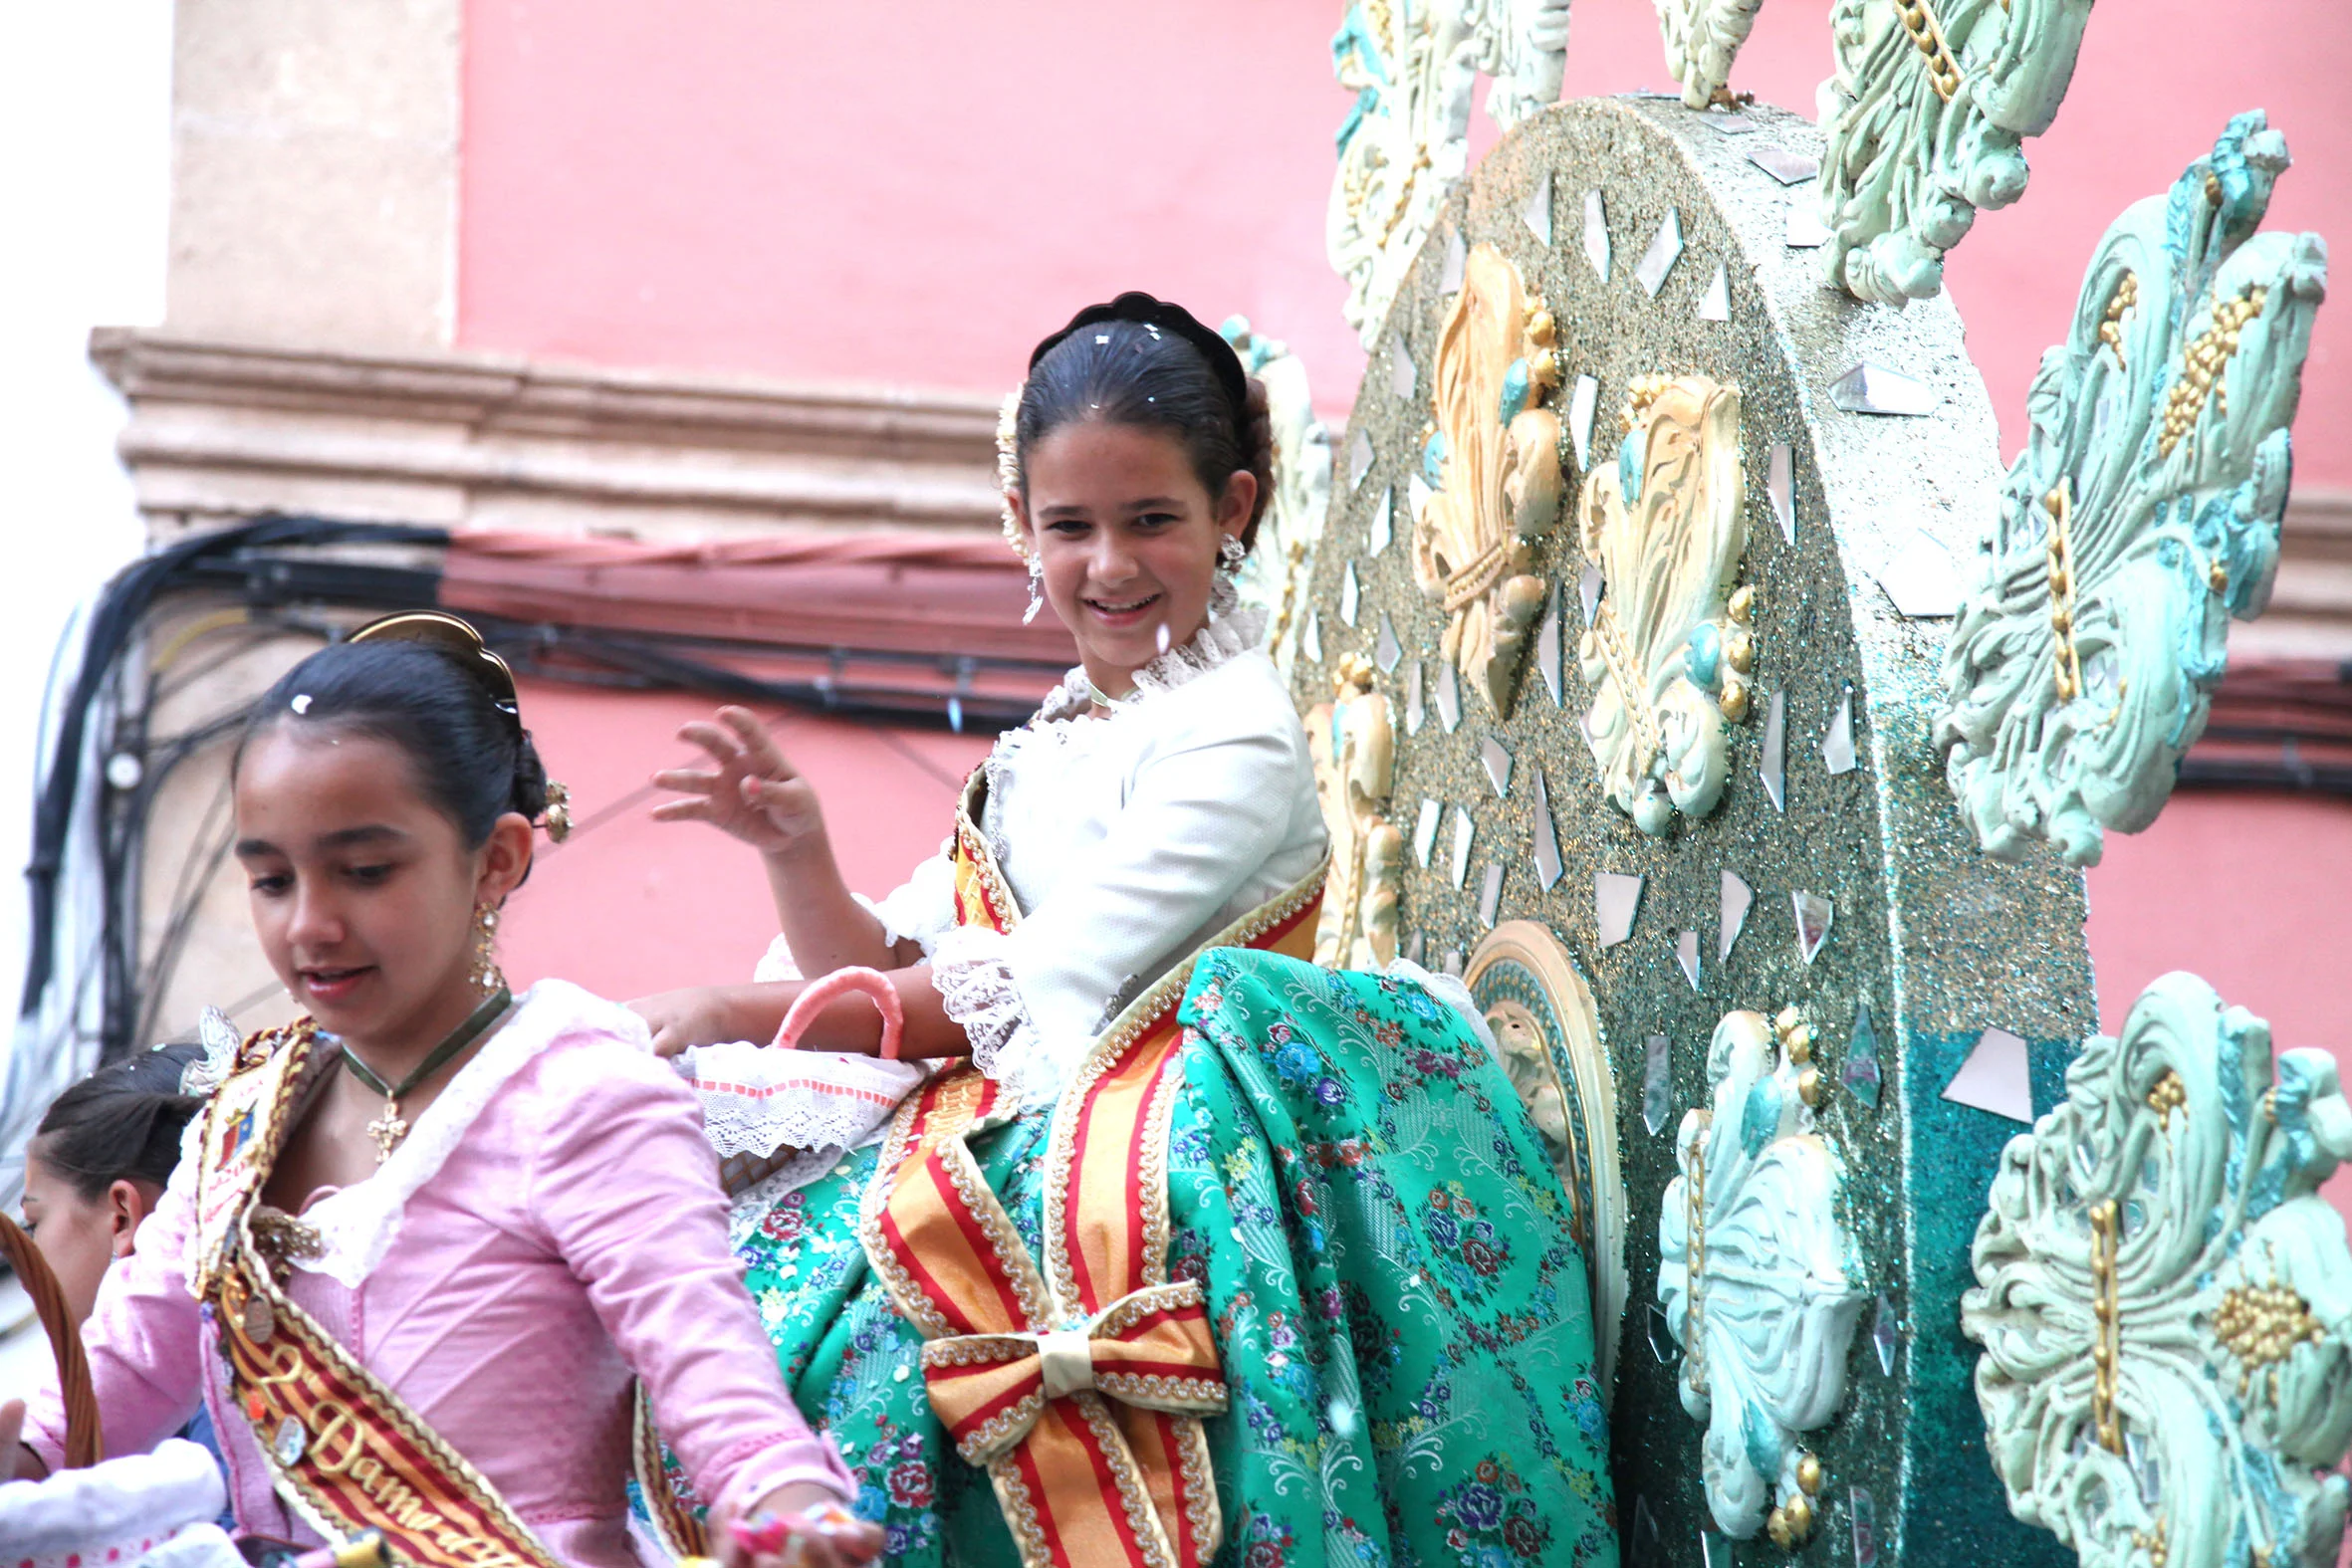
459, 0, 2350, 486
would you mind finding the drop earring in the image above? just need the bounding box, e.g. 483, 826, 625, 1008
1023, 556, 1046, 624
1217, 536, 1247, 577
470, 903, 507, 994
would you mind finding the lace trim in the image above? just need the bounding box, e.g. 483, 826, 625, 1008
991, 606, 1268, 770
931, 925, 1054, 1105
1382, 958, 1500, 1059
752, 935, 804, 984
292, 980, 634, 1289
672, 1042, 923, 1160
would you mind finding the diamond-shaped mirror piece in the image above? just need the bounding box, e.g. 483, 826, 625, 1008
1339, 561, 1361, 627
1697, 264, 1730, 323
1349, 426, 1374, 489
1647, 1300, 1678, 1363
1436, 659, 1462, 733
1480, 734, 1513, 798
1793, 891, 1833, 965
1442, 948, 1464, 978
1442, 227, 1467, 294
1578, 561, 1603, 628
1405, 659, 1426, 736
1368, 486, 1393, 557
1303, 607, 1322, 665
1597, 872, 1644, 949
1700, 1530, 1734, 1568
1767, 442, 1795, 546
1851, 1485, 1881, 1568
1402, 932, 1425, 966
1413, 798, 1442, 869
1569, 374, 1599, 470
1762, 690, 1786, 811
1643, 1034, 1673, 1137
1876, 530, 1963, 617
1871, 1293, 1898, 1377
1582, 189, 1610, 282
1676, 931, 1700, 991
1479, 862, 1504, 928
1719, 870, 1753, 963
1536, 584, 1562, 705
1823, 686, 1856, 776
1632, 1496, 1664, 1568
1634, 208, 1683, 298
1531, 768, 1563, 892
1785, 203, 1831, 248
1408, 471, 1433, 523
1942, 1026, 2034, 1124
2125, 1430, 2161, 1507
1844, 998, 1883, 1110
1389, 334, 1416, 401
1748, 144, 1819, 185
1828, 361, 1937, 417
1374, 611, 1402, 674
1522, 172, 1552, 245
1450, 806, 1476, 891
1709, 112, 1758, 135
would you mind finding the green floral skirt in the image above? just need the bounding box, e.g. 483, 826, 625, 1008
682, 950, 1616, 1566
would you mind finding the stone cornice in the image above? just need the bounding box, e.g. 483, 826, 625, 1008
89, 328, 1007, 541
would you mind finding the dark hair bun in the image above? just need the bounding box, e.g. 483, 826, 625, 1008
1240, 376, 1275, 548
34, 1043, 205, 1199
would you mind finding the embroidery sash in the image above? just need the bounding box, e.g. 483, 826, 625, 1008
190, 1023, 562, 1568
862, 773, 1324, 1568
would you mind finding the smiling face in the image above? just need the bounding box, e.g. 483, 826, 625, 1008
233, 723, 528, 1055
1012, 419, 1257, 700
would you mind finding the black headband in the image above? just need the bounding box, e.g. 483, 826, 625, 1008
1027, 292, 1252, 422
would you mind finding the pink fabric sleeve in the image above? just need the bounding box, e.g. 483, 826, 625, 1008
22, 1163, 207, 1473
523, 1035, 854, 1521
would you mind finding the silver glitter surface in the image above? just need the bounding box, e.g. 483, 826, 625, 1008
1375, 611, 1403, 674
1828, 361, 1938, 417
1597, 872, 1644, 948
1634, 207, 1684, 298
1785, 202, 1831, 248
1643, 1034, 1673, 1136
1390, 333, 1417, 401
1876, 530, 1963, 617
1793, 890, 1834, 964
1748, 144, 1819, 185
1481, 733, 1514, 798
1581, 188, 1610, 282
1436, 659, 1462, 733
1697, 264, 1730, 322
1369, 485, 1394, 556
1719, 870, 1753, 962
1761, 690, 1786, 810
1339, 560, 1361, 627
1479, 862, 1505, 927
1767, 441, 1795, 545
1536, 582, 1563, 705
1823, 685, 1856, 775
1522, 171, 1553, 245
1531, 767, 1563, 891
1413, 797, 1442, 868
1450, 806, 1476, 890
1405, 659, 1426, 735
1349, 426, 1374, 489
1943, 1027, 2035, 1123
1676, 930, 1700, 991
1569, 374, 1599, 470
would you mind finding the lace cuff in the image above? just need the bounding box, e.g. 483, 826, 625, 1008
753, 935, 804, 983
674, 1043, 923, 1160
932, 925, 1046, 1099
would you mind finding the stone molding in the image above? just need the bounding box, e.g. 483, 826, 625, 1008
89, 328, 1007, 544
2258, 488, 2352, 660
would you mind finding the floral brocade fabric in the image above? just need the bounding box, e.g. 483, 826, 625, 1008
687, 951, 1617, 1566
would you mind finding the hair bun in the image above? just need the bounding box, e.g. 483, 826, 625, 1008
1240, 376, 1275, 548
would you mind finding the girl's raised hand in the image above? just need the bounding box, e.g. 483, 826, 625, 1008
651, 708, 825, 856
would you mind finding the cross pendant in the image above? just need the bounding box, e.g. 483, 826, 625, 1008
366, 1100, 407, 1162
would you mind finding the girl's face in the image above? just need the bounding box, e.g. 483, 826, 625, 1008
1012, 420, 1256, 697
19, 1150, 149, 1324
233, 726, 528, 1054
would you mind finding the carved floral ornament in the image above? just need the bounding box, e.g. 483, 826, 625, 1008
1304, 654, 1402, 972
1660, 1006, 1863, 1548
1653, 0, 1770, 111
1411, 244, 1566, 719
1575, 375, 1757, 836
1327, 0, 1570, 346
1961, 973, 2352, 1568
1937, 113, 2328, 868
1817, 0, 2095, 304
1220, 317, 1333, 676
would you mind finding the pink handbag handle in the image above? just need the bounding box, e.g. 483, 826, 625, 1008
772, 966, 906, 1060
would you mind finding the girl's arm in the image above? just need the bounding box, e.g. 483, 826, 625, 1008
634, 967, 968, 1060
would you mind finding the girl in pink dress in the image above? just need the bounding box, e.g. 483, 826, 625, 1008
3, 612, 881, 1568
